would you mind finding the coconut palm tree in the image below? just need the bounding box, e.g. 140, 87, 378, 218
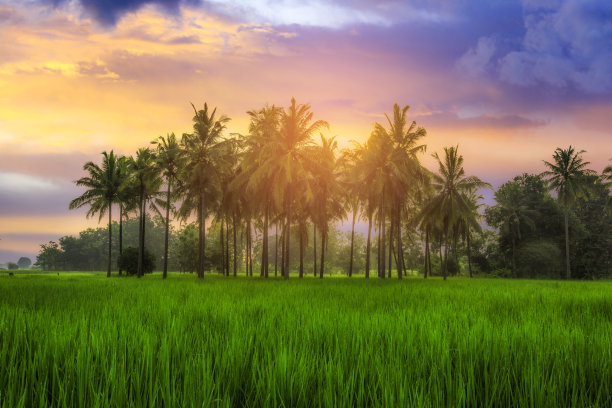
69, 151, 122, 277
457, 189, 486, 278
253, 98, 327, 279
179, 103, 230, 278
127, 148, 162, 277
152, 132, 183, 279
542, 146, 595, 279
307, 135, 345, 278
486, 182, 536, 278
236, 105, 282, 278
421, 146, 491, 280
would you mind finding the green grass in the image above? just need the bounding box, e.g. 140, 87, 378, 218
0, 274, 610, 407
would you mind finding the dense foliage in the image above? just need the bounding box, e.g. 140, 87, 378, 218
117, 246, 156, 276
51, 99, 612, 279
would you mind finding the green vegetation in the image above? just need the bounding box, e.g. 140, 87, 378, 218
49, 99, 611, 280
0, 274, 610, 407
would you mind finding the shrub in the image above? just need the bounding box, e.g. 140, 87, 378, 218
117, 247, 156, 276
7, 262, 18, 270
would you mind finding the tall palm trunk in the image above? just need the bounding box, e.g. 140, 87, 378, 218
564, 208, 571, 279
233, 213, 237, 277
396, 211, 403, 280
319, 229, 326, 279
119, 204, 123, 276
137, 184, 145, 278
197, 193, 205, 279
380, 195, 386, 279
107, 204, 112, 278
285, 200, 291, 279
220, 217, 225, 275
245, 223, 249, 276
225, 217, 230, 277
348, 209, 356, 277
365, 214, 372, 278
313, 225, 317, 277
387, 214, 393, 278
261, 204, 269, 278
424, 227, 429, 279
163, 180, 171, 279
299, 224, 304, 278
467, 228, 472, 278
443, 229, 449, 281
274, 224, 278, 277
377, 217, 381, 276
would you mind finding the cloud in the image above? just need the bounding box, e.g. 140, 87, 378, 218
456, 36, 496, 77
460, 0, 612, 94
47, 0, 193, 25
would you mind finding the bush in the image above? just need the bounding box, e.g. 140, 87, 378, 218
7, 262, 18, 270
117, 247, 156, 276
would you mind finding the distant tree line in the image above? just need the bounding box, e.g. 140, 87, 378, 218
43, 99, 611, 279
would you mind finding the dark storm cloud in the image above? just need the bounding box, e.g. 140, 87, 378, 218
47, 0, 200, 25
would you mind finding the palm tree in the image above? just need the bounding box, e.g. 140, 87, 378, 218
307, 135, 345, 278
115, 155, 135, 276
486, 182, 535, 278
422, 146, 491, 280
457, 189, 485, 278
235, 105, 282, 278
254, 98, 327, 279
542, 146, 595, 279
127, 148, 162, 277
179, 103, 230, 278
69, 151, 122, 277
152, 133, 183, 279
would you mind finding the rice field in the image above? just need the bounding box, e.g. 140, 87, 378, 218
0, 273, 610, 407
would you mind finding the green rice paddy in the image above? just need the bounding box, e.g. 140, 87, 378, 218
0, 273, 610, 407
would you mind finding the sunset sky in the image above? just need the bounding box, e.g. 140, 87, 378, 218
1, 0, 611, 263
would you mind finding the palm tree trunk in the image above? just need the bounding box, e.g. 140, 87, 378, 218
564, 208, 571, 279
274, 224, 278, 278
246, 219, 250, 277
319, 229, 326, 279
467, 229, 472, 278
138, 186, 145, 278
262, 204, 269, 277
396, 213, 403, 280
381, 211, 386, 278
249, 227, 253, 277
313, 225, 317, 277
443, 230, 449, 281
285, 202, 291, 279
107, 204, 112, 278
233, 214, 237, 277
349, 210, 356, 277
163, 180, 171, 279
424, 227, 429, 279
197, 196, 202, 278
299, 225, 304, 278
377, 216, 381, 277
220, 217, 225, 275
387, 214, 393, 278
365, 214, 372, 278
225, 217, 230, 277
119, 204, 123, 276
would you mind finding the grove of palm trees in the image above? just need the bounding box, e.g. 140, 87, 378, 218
63, 99, 612, 281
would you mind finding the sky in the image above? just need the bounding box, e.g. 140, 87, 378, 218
1, 0, 611, 263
